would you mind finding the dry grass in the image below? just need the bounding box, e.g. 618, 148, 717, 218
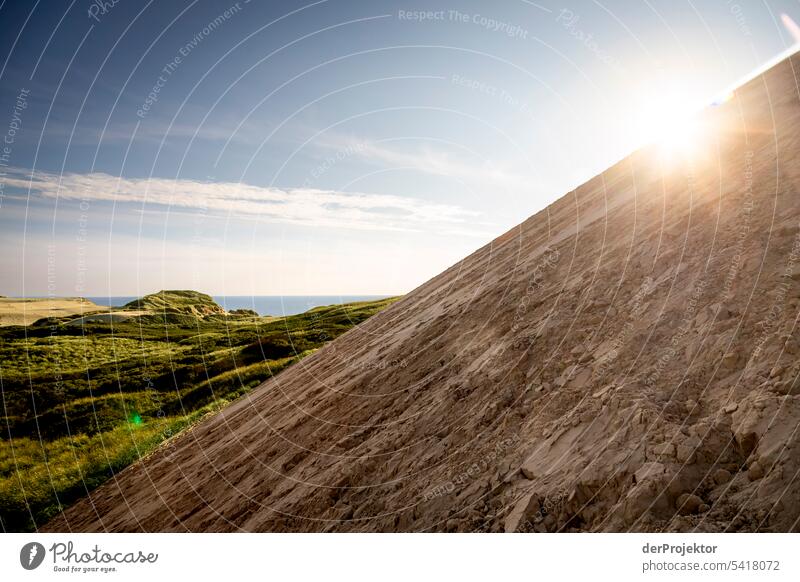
0, 298, 108, 327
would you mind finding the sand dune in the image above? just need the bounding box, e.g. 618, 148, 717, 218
45, 54, 800, 533
0, 297, 107, 327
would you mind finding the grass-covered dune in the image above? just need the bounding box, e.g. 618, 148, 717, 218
0, 291, 397, 531
121, 289, 227, 317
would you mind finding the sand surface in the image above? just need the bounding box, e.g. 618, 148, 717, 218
44, 54, 800, 533
0, 297, 107, 327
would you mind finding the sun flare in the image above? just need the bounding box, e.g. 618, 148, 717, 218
633, 86, 707, 160
654, 111, 705, 159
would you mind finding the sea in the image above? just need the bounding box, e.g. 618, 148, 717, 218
84, 295, 392, 317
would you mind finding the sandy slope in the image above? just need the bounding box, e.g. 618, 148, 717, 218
0, 298, 107, 327
45, 55, 800, 533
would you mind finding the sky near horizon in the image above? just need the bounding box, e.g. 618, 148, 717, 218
0, 0, 798, 296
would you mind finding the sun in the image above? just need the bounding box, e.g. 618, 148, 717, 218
632, 85, 707, 160
654, 111, 705, 158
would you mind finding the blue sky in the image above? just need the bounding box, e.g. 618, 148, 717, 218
0, 0, 798, 296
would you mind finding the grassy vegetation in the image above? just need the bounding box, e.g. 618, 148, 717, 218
121, 289, 226, 316
0, 291, 397, 531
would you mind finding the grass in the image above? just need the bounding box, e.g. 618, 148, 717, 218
0, 292, 398, 531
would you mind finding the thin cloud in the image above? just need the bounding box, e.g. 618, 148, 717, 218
3, 168, 483, 234
316, 135, 533, 190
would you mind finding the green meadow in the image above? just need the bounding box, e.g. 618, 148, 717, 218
0, 291, 397, 531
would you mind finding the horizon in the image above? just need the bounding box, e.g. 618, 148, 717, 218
4, 292, 396, 298
2, 1, 800, 296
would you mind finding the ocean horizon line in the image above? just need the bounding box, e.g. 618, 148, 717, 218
2, 294, 397, 317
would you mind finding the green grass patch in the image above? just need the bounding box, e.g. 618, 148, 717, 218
0, 294, 398, 531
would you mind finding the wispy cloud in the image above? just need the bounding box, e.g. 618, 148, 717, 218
315, 134, 533, 191
3, 168, 484, 234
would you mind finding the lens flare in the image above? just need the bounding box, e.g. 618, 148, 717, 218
712, 91, 735, 106
781, 14, 800, 44
656, 114, 705, 159
632, 85, 706, 160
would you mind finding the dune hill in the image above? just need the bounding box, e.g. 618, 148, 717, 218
45, 54, 800, 533
122, 290, 227, 317
0, 297, 106, 327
